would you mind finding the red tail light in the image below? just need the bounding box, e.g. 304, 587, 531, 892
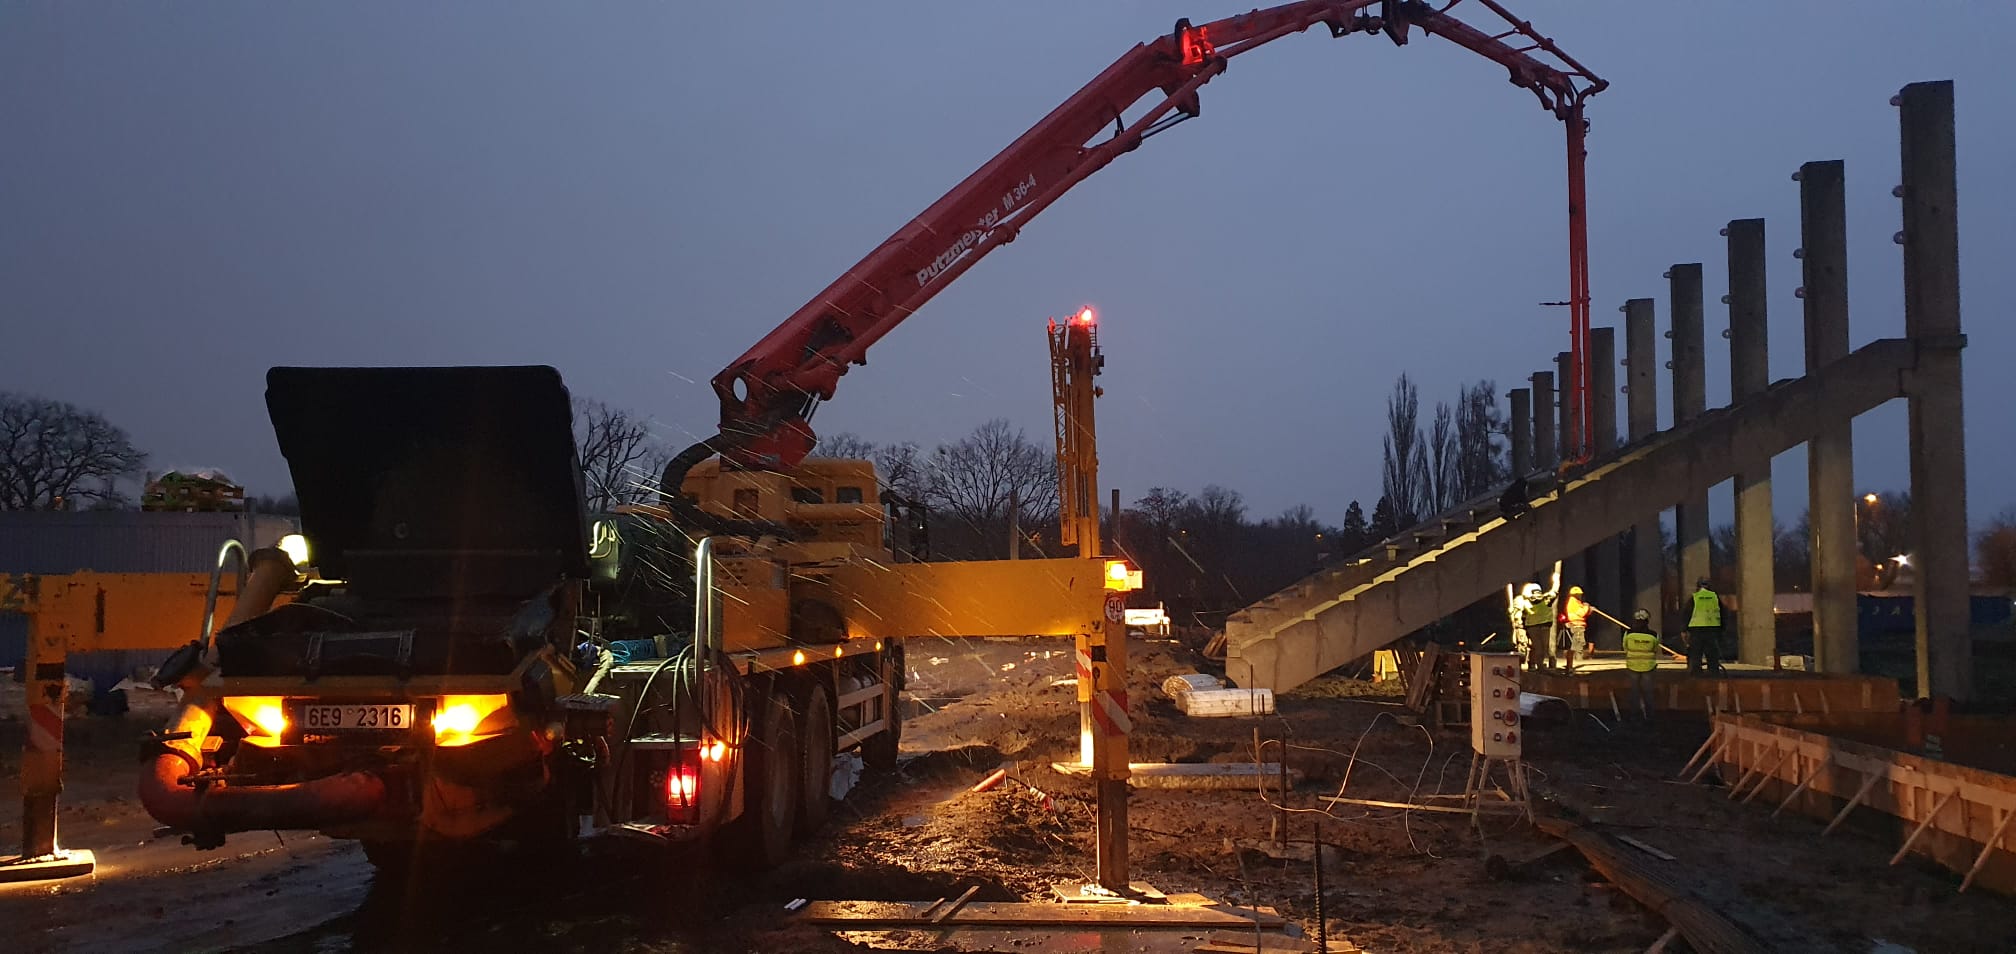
664, 750, 701, 824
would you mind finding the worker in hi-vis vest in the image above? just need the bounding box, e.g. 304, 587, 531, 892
1558, 585, 1592, 673
1622, 608, 1662, 719
1685, 578, 1727, 676
1506, 561, 1562, 670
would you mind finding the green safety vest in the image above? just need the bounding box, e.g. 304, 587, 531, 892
1522, 594, 1554, 628
1690, 588, 1723, 628
1623, 629, 1661, 672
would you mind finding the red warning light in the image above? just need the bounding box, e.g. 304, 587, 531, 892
1074, 307, 1096, 325
1180, 25, 1215, 66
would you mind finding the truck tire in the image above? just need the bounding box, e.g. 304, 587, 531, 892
725, 687, 799, 869
360, 839, 416, 879
797, 682, 834, 834
861, 645, 903, 771
859, 683, 902, 771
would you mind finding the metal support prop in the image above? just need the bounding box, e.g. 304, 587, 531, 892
1049, 309, 1130, 892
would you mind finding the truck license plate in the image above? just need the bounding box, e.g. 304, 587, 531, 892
301, 704, 414, 730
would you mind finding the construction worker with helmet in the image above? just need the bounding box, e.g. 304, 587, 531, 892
1505, 561, 1562, 670
1621, 608, 1662, 719
1558, 585, 1593, 673
1685, 578, 1727, 676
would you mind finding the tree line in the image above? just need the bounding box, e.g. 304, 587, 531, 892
6, 389, 2016, 615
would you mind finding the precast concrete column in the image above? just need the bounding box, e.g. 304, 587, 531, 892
1624, 299, 1662, 620
1555, 352, 1579, 465
1531, 371, 1556, 473
1589, 326, 1622, 646
1799, 159, 1858, 674
1726, 218, 1776, 665
1668, 263, 1711, 626
1509, 388, 1532, 477
1898, 80, 1971, 701
1554, 351, 1586, 593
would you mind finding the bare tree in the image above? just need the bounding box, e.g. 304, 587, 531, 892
1456, 380, 1506, 500
1978, 507, 2016, 590
809, 431, 878, 461
925, 419, 1056, 558
574, 399, 666, 512
1427, 401, 1458, 512
1381, 374, 1427, 526
0, 392, 146, 510
873, 441, 927, 501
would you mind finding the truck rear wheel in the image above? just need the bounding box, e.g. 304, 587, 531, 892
725, 687, 799, 869
797, 682, 834, 834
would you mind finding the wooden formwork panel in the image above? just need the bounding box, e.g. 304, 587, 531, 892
1525, 671, 1895, 714
1707, 714, 2016, 894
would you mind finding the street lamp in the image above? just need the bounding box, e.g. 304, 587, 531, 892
1864, 493, 1879, 506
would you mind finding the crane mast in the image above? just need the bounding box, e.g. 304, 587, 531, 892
1050, 307, 1105, 556
687, 0, 1604, 488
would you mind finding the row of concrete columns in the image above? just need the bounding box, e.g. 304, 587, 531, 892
1504, 81, 1970, 699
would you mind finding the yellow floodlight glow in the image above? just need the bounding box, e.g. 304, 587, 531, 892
221, 696, 289, 745
792, 650, 807, 666
431, 694, 511, 747
1104, 560, 1139, 592
277, 534, 310, 567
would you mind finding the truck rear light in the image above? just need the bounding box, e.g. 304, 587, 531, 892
662, 749, 703, 825
430, 694, 512, 747
220, 696, 290, 746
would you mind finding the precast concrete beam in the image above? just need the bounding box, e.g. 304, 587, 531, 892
1223, 338, 1938, 691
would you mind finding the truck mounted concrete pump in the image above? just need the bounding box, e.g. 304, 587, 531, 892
131, 0, 1597, 874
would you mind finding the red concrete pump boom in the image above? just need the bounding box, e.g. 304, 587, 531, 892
701, 0, 1604, 475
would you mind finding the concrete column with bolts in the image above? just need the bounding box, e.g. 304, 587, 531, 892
1531, 371, 1556, 473
1727, 218, 1776, 665
1624, 299, 1662, 621
1899, 80, 1971, 701
1555, 352, 1575, 464
1799, 159, 1858, 674
1509, 388, 1532, 477
1669, 263, 1711, 630
1554, 351, 1586, 598
1588, 326, 1621, 646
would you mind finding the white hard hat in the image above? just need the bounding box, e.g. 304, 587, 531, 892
1521, 582, 1543, 598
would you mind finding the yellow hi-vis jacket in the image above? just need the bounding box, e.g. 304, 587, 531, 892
1623, 629, 1661, 672
1689, 587, 1723, 628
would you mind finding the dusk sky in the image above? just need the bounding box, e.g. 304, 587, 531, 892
4, 2, 2010, 530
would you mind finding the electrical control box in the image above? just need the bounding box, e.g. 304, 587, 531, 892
1470, 652, 1522, 758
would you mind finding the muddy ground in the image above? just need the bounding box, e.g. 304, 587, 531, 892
6, 638, 2016, 953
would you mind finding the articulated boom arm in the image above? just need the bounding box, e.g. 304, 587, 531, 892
707, 0, 1603, 472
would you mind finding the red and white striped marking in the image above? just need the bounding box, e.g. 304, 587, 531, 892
1092, 687, 1131, 736
27, 703, 61, 754
1075, 648, 1093, 685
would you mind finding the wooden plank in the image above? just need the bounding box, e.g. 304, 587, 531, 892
932, 885, 981, 924
799, 900, 1285, 928
1619, 835, 1678, 861
1052, 761, 1302, 790
1534, 817, 1770, 954
1319, 796, 1472, 814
